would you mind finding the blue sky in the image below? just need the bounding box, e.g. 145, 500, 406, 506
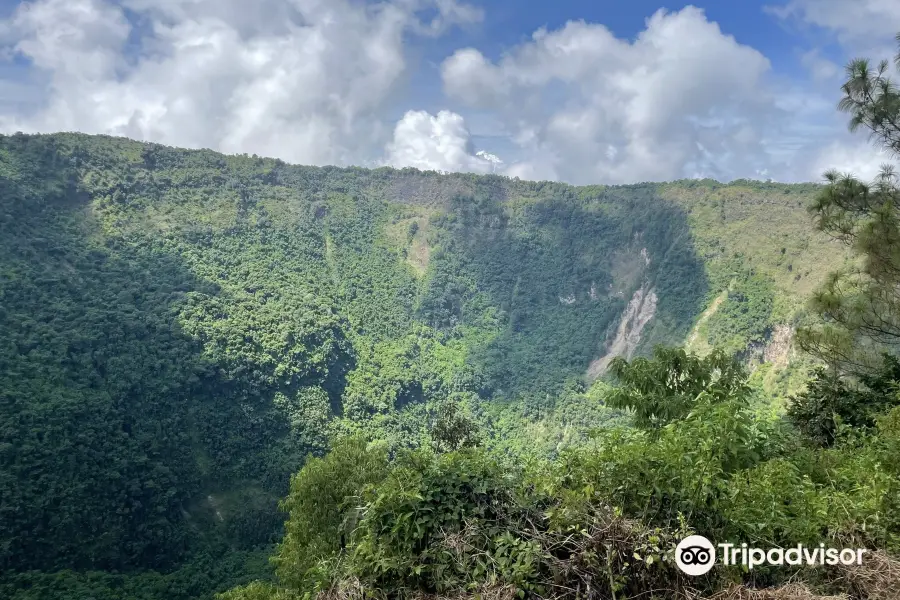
0, 0, 898, 183
405, 1, 812, 105
437, 0, 808, 66
400, 0, 853, 163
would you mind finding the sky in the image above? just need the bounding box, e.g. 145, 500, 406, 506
0, 0, 899, 185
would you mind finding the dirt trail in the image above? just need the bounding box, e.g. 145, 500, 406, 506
685, 291, 727, 349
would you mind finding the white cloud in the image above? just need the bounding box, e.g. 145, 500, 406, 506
804, 139, 894, 183
441, 7, 789, 184
800, 48, 840, 82
410, 0, 484, 36
475, 150, 502, 166
768, 0, 900, 50
764, 1, 900, 182
0, 0, 894, 185
0, 0, 481, 166
383, 109, 498, 173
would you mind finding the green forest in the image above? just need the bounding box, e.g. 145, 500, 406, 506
2, 36, 900, 600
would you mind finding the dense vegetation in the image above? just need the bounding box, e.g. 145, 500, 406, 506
5, 37, 900, 600
0, 132, 713, 598
222, 357, 900, 600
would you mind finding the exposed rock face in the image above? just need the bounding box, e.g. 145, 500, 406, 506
763, 324, 794, 367
587, 284, 658, 379
742, 323, 795, 366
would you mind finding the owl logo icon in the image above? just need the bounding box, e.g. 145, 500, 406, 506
676, 535, 716, 575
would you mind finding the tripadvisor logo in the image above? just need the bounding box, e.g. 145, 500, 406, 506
675, 535, 868, 576
676, 535, 716, 575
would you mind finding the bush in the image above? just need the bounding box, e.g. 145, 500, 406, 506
271, 437, 390, 592
787, 357, 900, 447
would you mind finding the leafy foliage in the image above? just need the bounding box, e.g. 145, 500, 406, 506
428, 397, 483, 453
706, 271, 775, 354
272, 437, 390, 592
800, 38, 900, 373
0, 77, 872, 600
606, 346, 749, 429
222, 348, 900, 600
788, 356, 900, 446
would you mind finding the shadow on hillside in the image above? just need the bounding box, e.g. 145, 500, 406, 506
417, 181, 709, 399
0, 136, 346, 575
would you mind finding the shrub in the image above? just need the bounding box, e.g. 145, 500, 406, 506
271, 437, 390, 592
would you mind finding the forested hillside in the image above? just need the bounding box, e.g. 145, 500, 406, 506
0, 132, 854, 599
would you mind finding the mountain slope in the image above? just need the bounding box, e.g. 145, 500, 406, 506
0, 133, 847, 599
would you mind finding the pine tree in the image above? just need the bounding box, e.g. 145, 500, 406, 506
799, 34, 900, 372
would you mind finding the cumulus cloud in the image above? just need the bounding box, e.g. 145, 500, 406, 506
0, 0, 895, 185
441, 7, 789, 184
0, 0, 481, 166
768, 0, 900, 50
383, 109, 499, 173
804, 140, 894, 183
800, 49, 840, 82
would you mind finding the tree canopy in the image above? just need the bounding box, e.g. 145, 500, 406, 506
4, 33, 900, 600
800, 37, 900, 373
